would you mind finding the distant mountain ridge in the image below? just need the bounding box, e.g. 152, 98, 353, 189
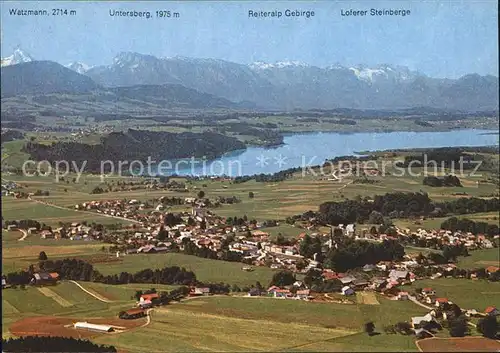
0, 60, 251, 110
0, 61, 99, 97
84, 52, 500, 111
1, 49, 498, 111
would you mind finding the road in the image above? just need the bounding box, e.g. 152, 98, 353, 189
17, 229, 28, 241
408, 295, 477, 328
67, 280, 113, 303
408, 295, 434, 310
141, 309, 153, 328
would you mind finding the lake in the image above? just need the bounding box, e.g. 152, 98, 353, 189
157, 129, 499, 177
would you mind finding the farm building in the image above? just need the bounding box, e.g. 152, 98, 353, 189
30, 272, 59, 285
120, 308, 146, 320
73, 322, 114, 332
189, 286, 211, 296
341, 286, 355, 296
485, 306, 499, 316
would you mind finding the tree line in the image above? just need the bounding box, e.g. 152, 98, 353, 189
323, 239, 405, 272
4, 257, 240, 294
4, 258, 196, 286
312, 192, 499, 225
440, 217, 499, 237
1, 336, 117, 352
423, 175, 462, 187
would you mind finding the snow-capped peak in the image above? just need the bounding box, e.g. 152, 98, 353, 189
249, 60, 309, 70
349, 67, 388, 82
348, 65, 417, 83
1, 47, 34, 67
66, 62, 91, 74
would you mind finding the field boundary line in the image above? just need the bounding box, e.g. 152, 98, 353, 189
278, 331, 360, 351
3, 299, 20, 314
28, 197, 142, 225
18, 229, 28, 241
37, 287, 73, 307
67, 280, 113, 303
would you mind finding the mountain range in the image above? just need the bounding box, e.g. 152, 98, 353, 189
1, 48, 498, 111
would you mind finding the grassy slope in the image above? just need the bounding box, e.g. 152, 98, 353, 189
94, 294, 426, 352
94, 253, 276, 287
415, 278, 500, 311
457, 248, 500, 268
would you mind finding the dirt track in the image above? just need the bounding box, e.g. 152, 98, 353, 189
9, 316, 146, 339
67, 280, 113, 303
416, 337, 500, 352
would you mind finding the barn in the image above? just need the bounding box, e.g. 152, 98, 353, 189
73, 322, 114, 332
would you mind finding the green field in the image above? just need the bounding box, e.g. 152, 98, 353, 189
414, 278, 500, 311
2, 238, 103, 273
1, 282, 129, 338
162, 295, 427, 331
3, 156, 498, 222
82, 282, 180, 301
92, 294, 425, 352
457, 248, 500, 269
94, 253, 276, 287
3, 282, 426, 352
394, 212, 500, 231
1, 197, 133, 226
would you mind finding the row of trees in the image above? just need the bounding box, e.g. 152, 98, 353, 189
423, 175, 462, 187
182, 239, 243, 262
4, 258, 197, 286
3, 219, 43, 230
1, 337, 116, 352
315, 192, 500, 226
323, 239, 405, 272
440, 217, 499, 237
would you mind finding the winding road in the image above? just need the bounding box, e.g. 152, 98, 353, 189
408, 295, 477, 328
67, 280, 113, 303
17, 229, 28, 241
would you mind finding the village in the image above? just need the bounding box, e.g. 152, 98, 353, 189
3, 188, 499, 337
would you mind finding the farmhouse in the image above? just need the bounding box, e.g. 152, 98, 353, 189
140, 293, 159, 302
341, 286, 355, 296
296, 289, 311, 300
397, 291, 409, 300
411, 313, 437, 329
31, 272, 59, 285
434, 297, 449, 308
484, 306, 499, 316
421, 287, 435, 296
247, 287, 262, 297
190, 287, 210, 296
486, 266, 499, 275
74, 322, 114, 333
120, 308, 146, 319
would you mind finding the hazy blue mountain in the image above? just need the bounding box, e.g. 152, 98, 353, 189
0, 60, 252, 110
85, 52, 498, 111
2, 48, 497, 111
1, 61, 100, 97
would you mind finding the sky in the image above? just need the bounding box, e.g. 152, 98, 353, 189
0, 0, 498, 78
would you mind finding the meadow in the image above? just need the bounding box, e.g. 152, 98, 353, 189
414, 278, 500, 312
3, 153, 498, 223
3, 281, 427, 352
92, 294, 426, 352
94, 253, 276, 287
456, 248, 500, 268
